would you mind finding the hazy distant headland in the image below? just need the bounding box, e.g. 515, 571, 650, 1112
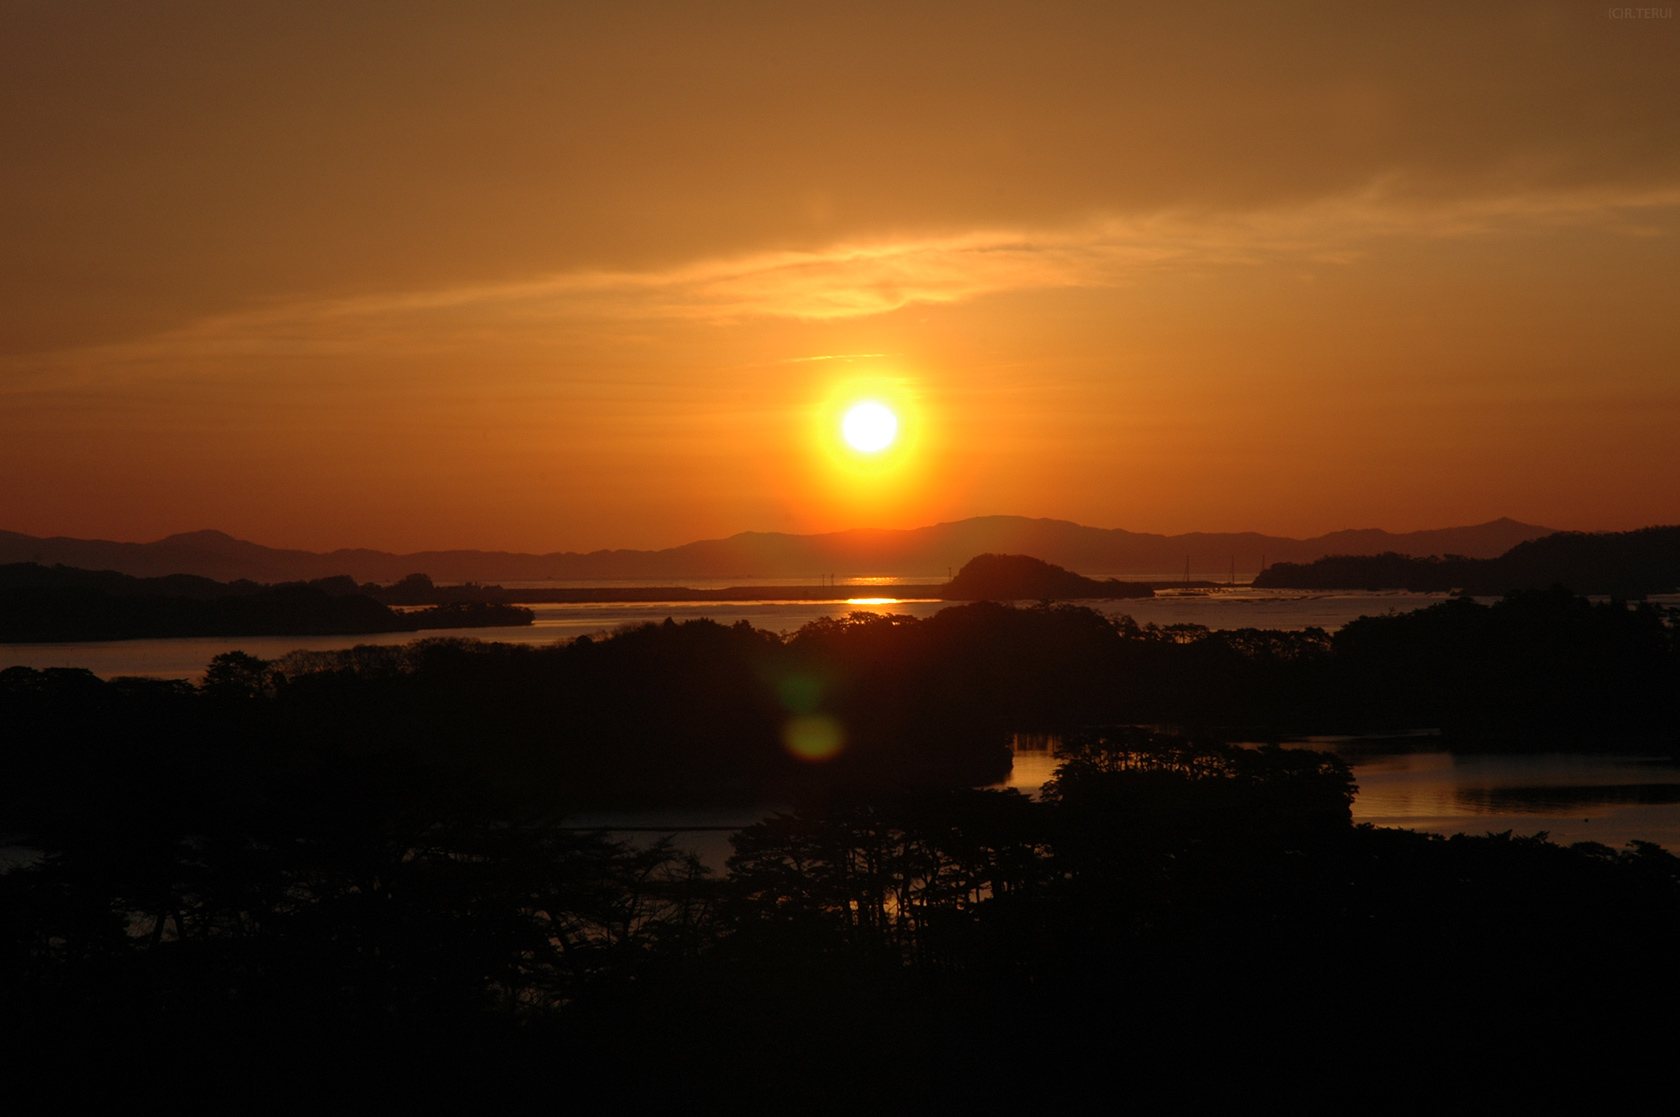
0, 563, 533, 642
9, 521, 1671, 644
0, 554, 1148, 643
1, 553, 1156, 643
0, 515, 1552, 584
1256, 525, 1680, 597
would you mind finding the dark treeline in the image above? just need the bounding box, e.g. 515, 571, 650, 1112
4, 728, 1677, 1101
4, 590, 1675, 827
5, 597, 1680, 1097
1255, 523, 1680, 595
0, 562, 532, 641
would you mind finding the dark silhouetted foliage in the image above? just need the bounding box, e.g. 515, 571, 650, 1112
4, 726, 1677, 1104
4, 597, 1679, 1101
1256, 524, 1680, 595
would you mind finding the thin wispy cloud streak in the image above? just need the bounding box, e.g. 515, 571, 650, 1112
292, 183, 1680, 324
5, 182, 1674, 390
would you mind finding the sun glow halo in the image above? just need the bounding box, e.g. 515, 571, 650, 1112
841, 401, 898, 453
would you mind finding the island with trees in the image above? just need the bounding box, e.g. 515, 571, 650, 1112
3, 587, 1678, 1099
1254, 524, 1680, 596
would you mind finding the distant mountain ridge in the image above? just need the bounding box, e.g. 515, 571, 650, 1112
0, 516, 1556, 584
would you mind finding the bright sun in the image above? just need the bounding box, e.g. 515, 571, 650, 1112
841, 401, 898, 453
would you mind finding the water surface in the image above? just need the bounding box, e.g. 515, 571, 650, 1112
997, 737, 1680, 851
2, 588, 1478, 679
1346, 748, 1680, 850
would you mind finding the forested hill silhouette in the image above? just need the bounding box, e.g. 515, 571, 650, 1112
0, 516, 1551, 583
5, 594, 1677, 1095
7, 715, 1678, 1099
0, 562, 532, 642
5, 588, 1668, 813
1255, 525, 1680, 596
940, 554, 1153, 600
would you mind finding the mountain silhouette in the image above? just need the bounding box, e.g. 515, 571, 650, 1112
0, 516, 1553, 584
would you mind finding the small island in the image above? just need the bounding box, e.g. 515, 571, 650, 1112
938, 553, 1155, 600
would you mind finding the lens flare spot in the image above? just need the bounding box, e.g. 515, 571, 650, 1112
782, 714, 845, 761
841, 401, 898, 453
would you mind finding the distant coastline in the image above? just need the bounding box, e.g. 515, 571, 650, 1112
0, 515, 1553, 584
11, 521, 1674, 644
0, 553, 1154, 643
1255, 525, 1680, 597
0, 563, 533, 643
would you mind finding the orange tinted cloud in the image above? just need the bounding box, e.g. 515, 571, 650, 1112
1, 3, 1675, 551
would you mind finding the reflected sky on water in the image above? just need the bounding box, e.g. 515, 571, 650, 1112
1345, 748, 1680, 850
1, 588, 1480, 679
9, 590, 1676, 861
494, 745, 1680, 871
10, 587, 1676, 852
0, 599, 939, 678
999, 735, 1680, 851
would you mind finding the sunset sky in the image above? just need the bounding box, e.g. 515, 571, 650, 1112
3, 2, 1676, 553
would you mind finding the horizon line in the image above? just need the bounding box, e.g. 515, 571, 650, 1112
0, 512, 1587, 559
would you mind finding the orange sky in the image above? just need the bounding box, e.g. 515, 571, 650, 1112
2, 3, 1676, 552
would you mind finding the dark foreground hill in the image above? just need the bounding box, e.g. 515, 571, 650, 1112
1255, 525, 1680, 596
4, 594, 1677, 1098
5, 589, 1670, 817
0, 563, 532, 642
3, 723, 1676, 1103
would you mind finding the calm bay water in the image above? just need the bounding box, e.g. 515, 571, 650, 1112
1340, 748, 1680, 849
996, 739, 1680, 851
567, 745, 1680, 870
0, 586, 1479, 679
8, 587, 1677, 853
